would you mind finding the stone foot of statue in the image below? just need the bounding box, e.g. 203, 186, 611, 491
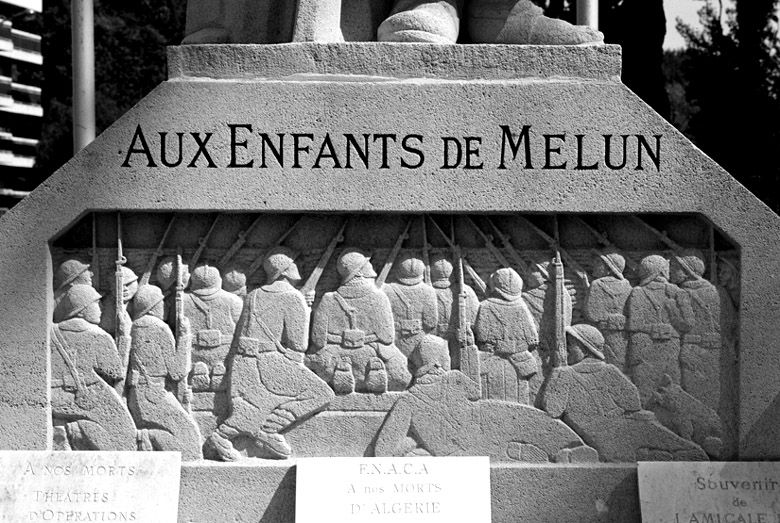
255, 431, 292, 459
205, 432, 241, 462
365, 357, 389, 393
467, 0, 604, 45
378, 0, 462, 44
181, 26, 230, 45
136, 429, 153, 452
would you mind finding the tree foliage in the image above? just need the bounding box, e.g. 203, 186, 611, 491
36, 0, 186, 174
671, 0, 780, 210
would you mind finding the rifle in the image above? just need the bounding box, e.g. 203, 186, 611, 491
484, 216, 533, 277
427, 216, 487, 295
140, 215, 177, 286
456, 247, 480, 390
218, 215, 264, 269
376, 219, 412, 287
630, 216, 700, 280
515, 215, 589, 288
421, 216, 431, 285
551, 251, 568, 369
91, 213, 100, 291
299, 220, 348, 296
572, 216, 639, 274
190, 214, 221, 268
174, 247, 191, 412
464, 216, 510, 268
246, 216, 304, 280
114, 213, 129, 397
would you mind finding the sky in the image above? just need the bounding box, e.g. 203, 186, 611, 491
664, 0, 705, 49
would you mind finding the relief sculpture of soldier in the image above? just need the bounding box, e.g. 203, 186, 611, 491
583, 250, 632, 373
155, 256, 190, 328
308, 249, 412, 393
540, 324, 707, 462
381, 253, 438, 373
625, 255, 694, 407
126, 285, 203, 460
183, 263, 243, 398
206, 249, 334, 461
430, 254, 479, 369
53, 260, 93, 322
50, 284, 137, 451
473, 268, 539, 404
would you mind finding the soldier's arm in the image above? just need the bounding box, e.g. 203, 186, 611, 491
284, 292, 310, 355
375, 291, 395, 345
422, 288, 438, 332
94, 331, 125, 382
309, 293, 331, 350
161, 323, 185, 381
610, 369, 642, 413
539, 368, 571, 418
669, 287, 694, 333
472, 303, 489, 346
466, 287, 480, 327
373, 399, 415, 457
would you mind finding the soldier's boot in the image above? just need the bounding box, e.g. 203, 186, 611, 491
254, 430, 292, 460
205, 430, 242, 462
365, 357, 388, 393
190, 361, 211, 391
378, 0, 462, 44
467, 0, 604, 45
136, 429, 154, 452
333, 357, 356, 395
52, 425, 71, 451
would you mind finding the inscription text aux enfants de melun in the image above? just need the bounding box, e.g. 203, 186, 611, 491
120, 124, 663, 172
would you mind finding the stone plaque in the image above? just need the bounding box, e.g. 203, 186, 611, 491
638, 462, 780, 523
296, 456, 490, 522
0, 451, 181, 522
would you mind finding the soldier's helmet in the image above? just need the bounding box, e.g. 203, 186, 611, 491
120, 266, 138, 285
189, 263, 222, 296
54, 259, 91, 292
674, 248, 706, 278
490, 268, 524, 301
222, 266, 248, 294
430, 256, 453, 283
263, 248, 301, 283
58, 284, 102, 321
156, 256, 189, 290
337, 249, 376, 284
132, 285, 165, 320
599, 250, 626, 278
396, 255, 425, 285
638, 254, 669, 286
565, 324, 605, 360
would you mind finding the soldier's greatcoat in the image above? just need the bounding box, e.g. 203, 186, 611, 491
432, 280, 479, 368
382, 281, 437, 369
584, 275, 632, 372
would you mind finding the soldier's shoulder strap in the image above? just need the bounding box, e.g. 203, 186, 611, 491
50, 325, 87, 392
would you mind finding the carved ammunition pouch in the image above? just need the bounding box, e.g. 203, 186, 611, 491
491, 339, 523, 356
398, 318, 423, 335
647, 323, 674, 341
341, 329, 366, 349
196, 329, 230, 348
601, 313, 626, 331
237, 336, 276, 357
683, 333, 721, 349
508, 351, 538, 378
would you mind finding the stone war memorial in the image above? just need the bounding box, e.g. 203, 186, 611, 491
0, 0, 778, 521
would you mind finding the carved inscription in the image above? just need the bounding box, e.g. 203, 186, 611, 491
50, 213, 739, 462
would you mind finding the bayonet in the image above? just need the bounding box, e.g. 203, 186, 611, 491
464, 216, 510, 268
515, 215, 589, 287
174, 247, 191, 412
91, 213, 100, 291
300, 220, 348, 296
484, 216, 533, 277
218, 214, 264, 269
246, 216, 304, 279
376, 218, 413, 287
140, 215, 177, 286
456, 245, 480, 390
630, 216, 700, 280
190, 214, 221, 267
573, 216, 639, 273
551, 251, 568, 369
421, 216, 431, 285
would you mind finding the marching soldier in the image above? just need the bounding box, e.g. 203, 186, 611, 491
308, 249, 411, 393
382, 254, 438, 372
222, 265, 248, 298
207, 248, 334, 461
583, 250, 633, 372
155, 256, 190, 327
626, 255, 694, 407
430, 255, 479, 368
99, 265, 139, 389
50, 284, 137, 451
53, 259, 93, 322
184, 263, 243, 397
670, 250, 735, 413
473, 268, 539, 404
127, 285, 203, 461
